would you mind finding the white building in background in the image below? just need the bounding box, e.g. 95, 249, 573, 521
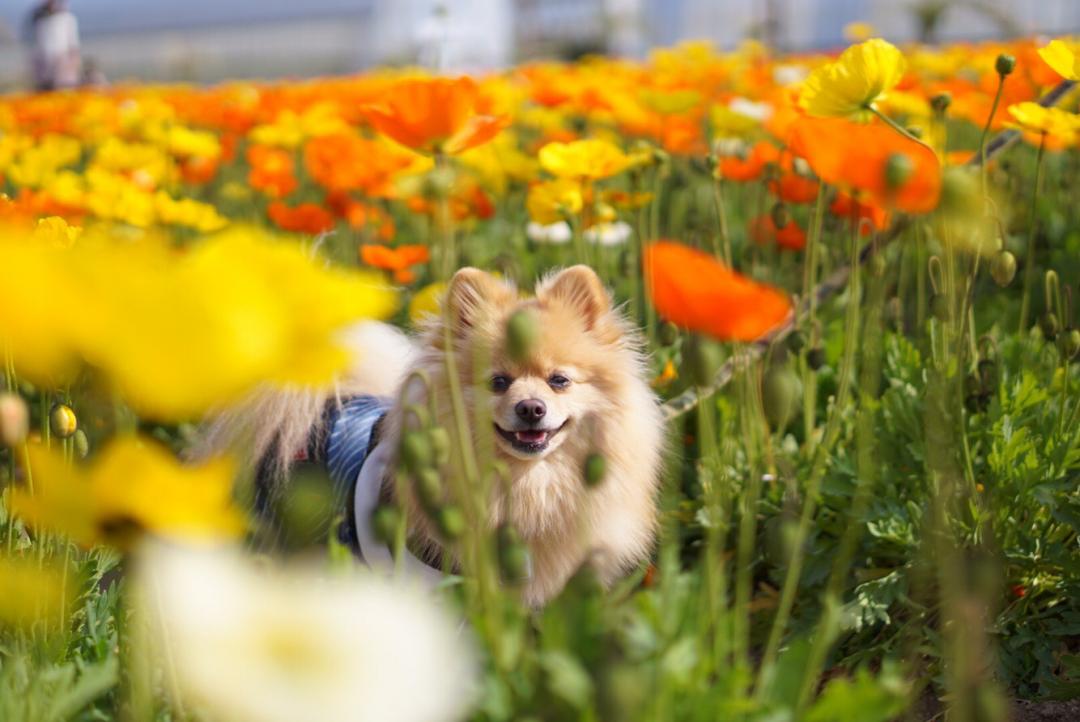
0, 0, 1077, 87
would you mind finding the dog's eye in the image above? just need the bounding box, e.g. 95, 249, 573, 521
548, 374, 571, 390
491, 374, 512, 393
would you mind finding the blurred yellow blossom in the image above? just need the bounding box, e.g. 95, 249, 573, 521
0, 557, 74, 628
527, 178, 584, 224
538, 139, 634, 181
1038, 39, 1080, 81
11, 436, 245, 548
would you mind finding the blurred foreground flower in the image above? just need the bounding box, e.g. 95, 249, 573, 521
138, 544, 477, 722
799, 38, 906, 121
0, 556, 74, 628
645, 241, 792, 341
0, 226, 397, 419
11, 436, 244, 549
1006, 102, 1080, 147
788, 116, 941, 213
363, 77, 509, 156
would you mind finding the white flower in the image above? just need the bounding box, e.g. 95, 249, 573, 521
584, 221, 632, 247
526, 221, 572, 244
136, 544, 476, 722
773, 63, 809, 87
728, 97, 773, 122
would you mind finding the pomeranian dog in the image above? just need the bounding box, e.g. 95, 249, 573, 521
200, 265, 664, 606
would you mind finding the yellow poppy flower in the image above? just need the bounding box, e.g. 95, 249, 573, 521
409, 281, 448, 325
1005, 102, 1080, 146
11, 436, 245, 548
538, 139, 633, 181
1038, 39, 1080, 81
526, 178, 584, 225
35, 216, 82, 247
799, 38, 907, 122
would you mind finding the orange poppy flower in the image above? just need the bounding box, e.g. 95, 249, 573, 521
247, 145, 297, 199
830, 192, 889, 235
360, 244, 430, 284
644, 241, 793, 342
267, 201, 336, 235
362, 77, 510, 155
749, 214, 807, 251
717, 141, 780, 182
787, 115, 940, 214
770, 171, 819, 204
304, 134, 416, 196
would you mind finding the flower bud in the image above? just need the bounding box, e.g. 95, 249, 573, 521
995, 54, 1016, 77
658, 321, 680, 347
930, 92, 952, 114
684, 335, 723, 387
399, 430, 433, 474
497, 524, 531, 583
990, 250, 1017, 287
583, 452, 606, 487
1040, 312, 1060, 340
884, 152, 914, 189
1058, 328, 1080, 360
371, 504, 402, 546
806, 347, 826, 371
0, 393, 29, 448
73, 429, 89, 459
787, 330, 806, 354
762, 363, 802, 430
428, 426, 451, 467
977, 358, 998, 389
414, 468, 443, 511
49, 403, 77, 439
506, 309, 538, 364
436, 505, 466, 540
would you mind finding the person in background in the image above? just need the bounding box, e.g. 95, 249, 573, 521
27, 0, 81, 91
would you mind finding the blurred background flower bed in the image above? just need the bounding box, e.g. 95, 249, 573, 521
1, 17, 1080, 722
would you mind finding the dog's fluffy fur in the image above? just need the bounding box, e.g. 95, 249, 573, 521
198, 265, 665, 606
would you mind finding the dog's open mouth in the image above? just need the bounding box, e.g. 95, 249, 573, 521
494, 419, 569, 454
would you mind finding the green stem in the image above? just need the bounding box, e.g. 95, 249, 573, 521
979, 74, 1006, 196
1018, 133, 1047, 333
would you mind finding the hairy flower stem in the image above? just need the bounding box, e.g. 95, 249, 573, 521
711, 177, 733, 266
801, 186, 827, 449
1019, 133, 1047, 333
869, 106, 934, 150
756, 220, 862, 694
979, 73, 1006, 197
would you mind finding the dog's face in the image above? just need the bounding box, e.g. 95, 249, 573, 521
443, 265, 624, 463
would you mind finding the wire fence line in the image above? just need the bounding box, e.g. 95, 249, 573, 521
659, 79, 1077, 422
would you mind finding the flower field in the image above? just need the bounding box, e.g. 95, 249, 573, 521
2, 33, 1080, 721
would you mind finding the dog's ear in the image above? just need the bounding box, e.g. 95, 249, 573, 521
537, 265, 610, 330
445, 267, 506, 335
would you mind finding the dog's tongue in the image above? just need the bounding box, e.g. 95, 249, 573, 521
515, 429, 548, 444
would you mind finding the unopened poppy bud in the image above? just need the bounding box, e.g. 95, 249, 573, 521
990, 250, 1017, 287
995, 54, 1016, 77
930, 92, 952, 114
965, 392, 989, 413
1040, 312, 1060, 340
371, 504, 402, 546
806, 347, 826, 370
659, 321, 680, 347
583, 452, 606, 487
428, 426, 451, 467
762, 363, 802, 430
884, 152, 913, 189
787, 330, 806, 353
414, 468, 443, 511
1058, 328, 1080, 360
506, 309, 538, 363
497, 524, 531, 583
49, 403, 77, 439
0, 393, 29, 448
770, 202, 790, 229
684, 335, 723, 387
399, 430, 433, 474
436, 505, 466, 540
940, 167, 979, 216
73, 429, 89, 459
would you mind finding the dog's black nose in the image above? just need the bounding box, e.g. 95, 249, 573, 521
515, 399, 546, 423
